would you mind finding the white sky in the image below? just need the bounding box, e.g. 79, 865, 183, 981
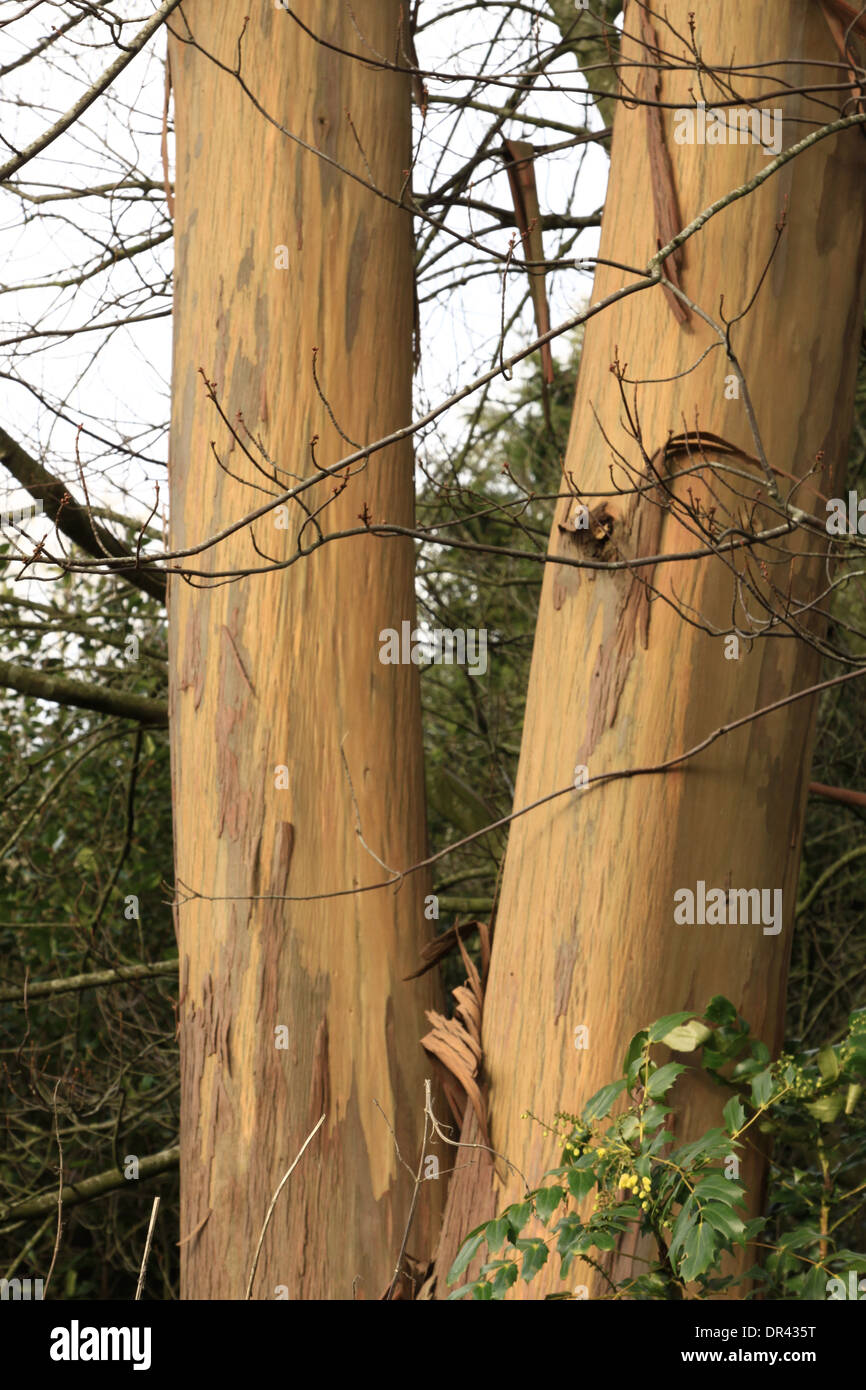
0, 1, 611, 544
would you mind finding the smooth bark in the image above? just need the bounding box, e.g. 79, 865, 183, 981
169, 2, 440, 1298
435, 0, 866, 1297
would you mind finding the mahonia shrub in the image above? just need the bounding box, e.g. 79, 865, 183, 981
448, 997, 866, 1299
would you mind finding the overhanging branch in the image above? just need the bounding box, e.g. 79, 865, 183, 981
0, 426, 166, 602
0, 659, 168, 726
0, 1147, 180, 1227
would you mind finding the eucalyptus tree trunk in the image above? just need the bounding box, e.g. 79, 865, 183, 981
435, 0, 866, 1296
169, 1, 439, 1299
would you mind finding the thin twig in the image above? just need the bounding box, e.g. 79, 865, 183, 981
135, 1196, 161, 1300
384, 1091, 430, 1300
245, 1114, 326, 1299
42, 1082, 64, 1298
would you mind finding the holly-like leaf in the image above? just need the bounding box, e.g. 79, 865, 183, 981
648, 1011, 695, 1042
647, 1061, 686, 1098
702, 1203, 746, 1243
679, 1219, 718, 1281
661, 1019, 713, 1051
704, 996, 738, 1026
723, 1096, 746, 1135
582, 1079, 626, 1121
817, 1047, 840, 1083
750, 1067, 774, 1107
804, 1095, 844, 1124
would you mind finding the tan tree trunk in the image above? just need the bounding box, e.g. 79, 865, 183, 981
168, 2, 440, 1299
435, 0, 866, 1297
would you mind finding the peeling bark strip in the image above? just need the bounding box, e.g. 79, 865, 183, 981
821, 0, 866, 43
169, 2, 441, 1298
421, 925, 491, 1147
434, 0, 866, 1298
503, 141, 554, 383
636, 6, 689, 325
819, 1, 866, 114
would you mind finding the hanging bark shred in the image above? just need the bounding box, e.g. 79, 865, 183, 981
403, 918, 485, 980
503, 140, 554, 383
819, 0, 866, 118
636, 6, 690, 325
420, 924, 491, 1147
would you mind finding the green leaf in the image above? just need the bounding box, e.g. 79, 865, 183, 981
505, 1200, 532, 1241
850, 1057, 866, 1086
660, 1019, 713, 1052
642, 1102, 673, 1129
648, 1011, 695, 1042
777, 1226, 821, 1254
491, 1261, 519, 1297
516, 1238, 549, 1282
694, 1172, 745, 1205
750, 1068, 774, 1107
567, 1166, 596, 1201
534, 1185, 565, 1224
555, 1212, 584, 1258
668, 1193, 697, 1262
845, 1050, 866, 1080
591, 1228, 616, 1252
831, 1250, 866, 1272
447, 1229, 486, 1284
701, 1048, 728, 1070
647, 1061, 686, 1098
818, 1047, 840, 1082
485, 1216, 509, 1254
623, 1028, 649, 1080
803, 1265, 832, 1300
680, 1219, 718, 1281
804, 1095, 844, 1124
582, 1079, 626, 1121
702, 1203, 746, 1242
732, 1057, 763, 1081
723, 1096, 746, 1135
704, 996, 737, 1025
